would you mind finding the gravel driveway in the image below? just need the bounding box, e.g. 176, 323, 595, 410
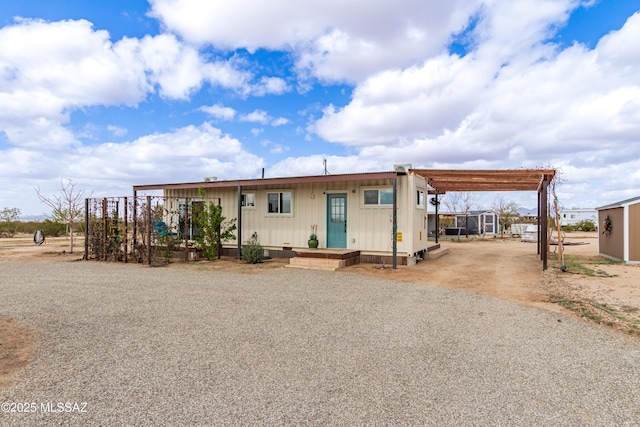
1, 260, 639, 426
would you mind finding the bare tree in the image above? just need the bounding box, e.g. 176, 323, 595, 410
35, 179, 91, 253
441, 192, 463, 215
491, 196, 520, 238
442, 192, 479, 239
548, 168, 564, 268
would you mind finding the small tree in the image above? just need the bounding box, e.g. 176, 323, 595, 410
491, 196, 520, 238
442, 192, 479, 239
35, 179, 91, 254
194, 188, 237, 261
0, 207, 21, 237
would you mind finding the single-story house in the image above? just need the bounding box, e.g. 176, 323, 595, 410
132, 167, 557, 269
134, 169, 431, 266
596, 196, 640, 263
559, 208, 597, 227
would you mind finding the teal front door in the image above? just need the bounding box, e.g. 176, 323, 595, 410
327, 194, 347, 248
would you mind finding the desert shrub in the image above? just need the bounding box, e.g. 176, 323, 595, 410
562, 220, 596, 232
39, 220, 68, 237
18, 221, 39, 234
242, 237, 264, 264
20, 220, 82, 236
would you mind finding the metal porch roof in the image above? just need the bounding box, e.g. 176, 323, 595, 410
133, 171, 398, 192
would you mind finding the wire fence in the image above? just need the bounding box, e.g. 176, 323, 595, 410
84, 195, 220, 265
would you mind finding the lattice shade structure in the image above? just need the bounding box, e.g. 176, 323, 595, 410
411, 169, 556, 194
411, 168, 557, 271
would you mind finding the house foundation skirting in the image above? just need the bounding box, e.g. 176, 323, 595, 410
222, 246, 442, 267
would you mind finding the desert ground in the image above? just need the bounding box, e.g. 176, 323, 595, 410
1, 231, 639, 391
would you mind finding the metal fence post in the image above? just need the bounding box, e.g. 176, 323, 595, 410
147, 195, 152, 266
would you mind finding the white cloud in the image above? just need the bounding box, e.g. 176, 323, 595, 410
3, 2, 640, 218
0, 18, 150, 126
269, 144, 289, 154
240, 110, 270, 124
267, 155, 383, 178
2, 118, 80, 149
149, 0, 483, 82
313, 53, 484, 145
71, 122, 264, 182
128, 33, 257, 99
260, 140, 290, 155
107, 125, 128, 137
134, 34, 207, 99
200, 104, 237, 120
313, 10, 640, 169
0, 18, 259, 146
251, 76, 290, 96
271, 117, 290, 127
596, 12, 640, 69
0, 122, 266, 214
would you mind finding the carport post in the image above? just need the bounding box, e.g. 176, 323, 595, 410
435, 193, 439, 244
541, 177, 549, 270
537, 190, 541, 255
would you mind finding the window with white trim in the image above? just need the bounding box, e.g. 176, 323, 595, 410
363, 188, 393, 206
267, 191, 292, 214
416, 189, 425, 207
241, 193, 255, 207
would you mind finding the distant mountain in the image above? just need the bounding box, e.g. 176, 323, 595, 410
517, 207, 537, 216
19, 215, 49, 222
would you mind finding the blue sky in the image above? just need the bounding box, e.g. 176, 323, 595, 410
1, 0, 639, 216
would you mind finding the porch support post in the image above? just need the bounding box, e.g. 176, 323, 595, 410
132, 190, 138, 261
123, 196, 128, 263
434, 193, 439, 244
237, 185, 242, 259
84, 198, 89, 260
540, 177, 549, 270
392, 177, 398, 269
146, 195, 152, 266
102, 198, 108, 261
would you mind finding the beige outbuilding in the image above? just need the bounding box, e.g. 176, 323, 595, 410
597, 196, 640, 263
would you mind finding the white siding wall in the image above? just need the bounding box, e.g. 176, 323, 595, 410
354, 184, 395, 254
165, 175, 426, 254
410, 174, 429, 255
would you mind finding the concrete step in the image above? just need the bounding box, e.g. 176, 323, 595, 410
428, 248, 450, 259
286, 257, 346, 271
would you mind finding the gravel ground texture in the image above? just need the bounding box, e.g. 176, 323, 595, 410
1, 260, 640, 426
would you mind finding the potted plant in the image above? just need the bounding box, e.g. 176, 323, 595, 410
308, 224, 318, 248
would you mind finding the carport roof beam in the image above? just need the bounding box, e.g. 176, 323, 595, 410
411, 169, 556, 194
